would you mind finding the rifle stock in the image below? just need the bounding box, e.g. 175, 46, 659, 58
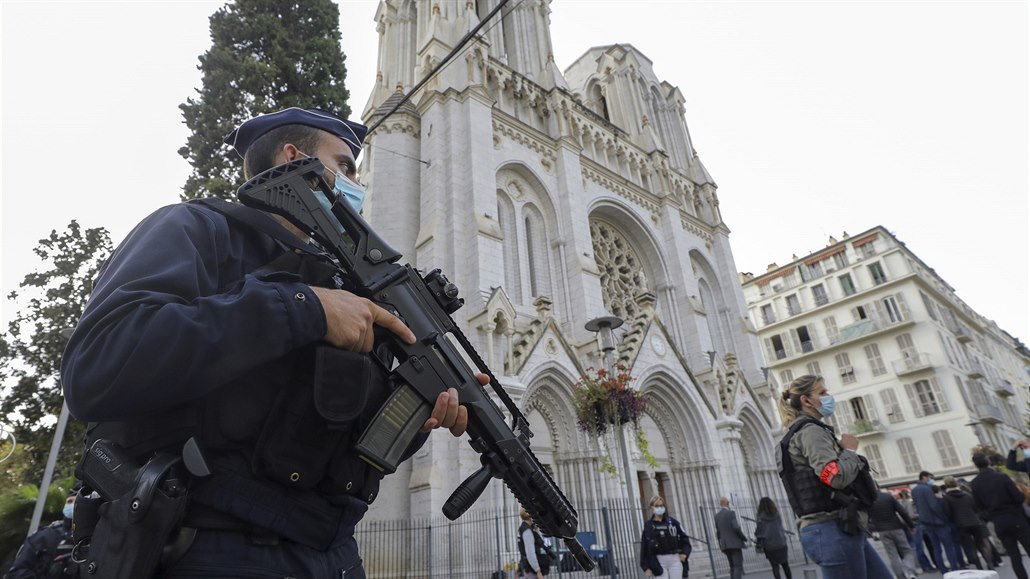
237, 158, 595, 571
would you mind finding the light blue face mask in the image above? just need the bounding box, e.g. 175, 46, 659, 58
818, 394, 836, 417
653, 506, 666, 516
298, 151, 366, 214
63, 504, 74, 519
332, 170, 366, 214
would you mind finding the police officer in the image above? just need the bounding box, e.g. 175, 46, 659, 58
776, 375, 892, 579
5, 492, 77, 579
60, 107, 487, 577
639, 496, 690, 577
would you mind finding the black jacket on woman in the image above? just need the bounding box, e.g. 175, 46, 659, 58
640, 515, 692, 576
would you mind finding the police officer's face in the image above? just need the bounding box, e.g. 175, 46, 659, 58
310, 132, 360, 188
802, 382, 829, 413
280, 132, 361, 188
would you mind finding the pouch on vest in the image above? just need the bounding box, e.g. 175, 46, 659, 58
251, 345, 387, 492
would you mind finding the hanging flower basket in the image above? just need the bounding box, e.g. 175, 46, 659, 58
573, 365, 658, 470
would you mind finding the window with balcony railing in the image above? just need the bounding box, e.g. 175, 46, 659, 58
839, 274, 856, 296
868, 262, 887, 285
786, 294, 802, 316
859, 241, 876, 259
761, 304, 775, 325
811, 284, 829, 306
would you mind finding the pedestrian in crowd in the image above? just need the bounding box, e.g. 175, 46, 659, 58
935, 484, 969, 569
1007, 439, 1030, 473
898, 489, 937, 572
868, 490, 917, 579
971, 452, 1030, 579
517, 508, 552, 578
59, 107, 489, 576
640, 496, 691, 577
776, 374, 892, 579
943, 475, 993, 570
714, 497, 747, 579
911, 470, 963, 573
754, 497, 792, 579
5, 491, 78, 579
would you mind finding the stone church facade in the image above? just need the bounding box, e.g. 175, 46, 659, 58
357, 0, 786, 566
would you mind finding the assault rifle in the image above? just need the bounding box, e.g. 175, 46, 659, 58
237, 158, 595, 572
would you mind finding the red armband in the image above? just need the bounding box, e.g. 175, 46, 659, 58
819, 461, 840, 485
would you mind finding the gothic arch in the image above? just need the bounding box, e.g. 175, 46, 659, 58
588, 200, 671, 320
522, 364, 580, 455
737, 405, 786, 510
637, 367, 715, 464
689, 249, 731, 356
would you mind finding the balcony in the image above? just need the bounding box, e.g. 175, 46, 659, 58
953, 324, 974, 343
973, 402, 1004, 424
891, 353, 933, 376
850, 419, 887, 438
838, 319, 880, 342
814, 294, 829, 307
967, 359, 985, 379
995, 379, 1017, 398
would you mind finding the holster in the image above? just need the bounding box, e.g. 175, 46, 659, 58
75, 445, 189, 578
836, 499, 861, 536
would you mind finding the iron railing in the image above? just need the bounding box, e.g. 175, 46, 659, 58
354, 499, 811, 578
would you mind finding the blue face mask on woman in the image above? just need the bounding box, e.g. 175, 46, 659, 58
818, 394, 836, 417
63, 504, 74, 519
653, 506, 666, 516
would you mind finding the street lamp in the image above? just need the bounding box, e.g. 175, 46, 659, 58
584, 316, 642, 545
28, 327, 75, 535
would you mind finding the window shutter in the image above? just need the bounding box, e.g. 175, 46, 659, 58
838, 398, 855, 431
763, 337, 776, 361
895, 292, 908, 319
931, 377, 950, 412
789, 329, 802, 352
863, 394, 879, 421
904, 383, 925, 418
807, 323, 818, 348
782, 331, 795, 356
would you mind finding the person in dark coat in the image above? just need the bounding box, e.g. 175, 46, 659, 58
867, 490, 917, 579
640, 496, 691, 577
970, 452, 1030, 579
5, 492, 77, 579
59, 107, 488, 577
714, 496, 747, 579
943, 475, 993, 570
754, 497, 792, 579
911, 470, 963, 573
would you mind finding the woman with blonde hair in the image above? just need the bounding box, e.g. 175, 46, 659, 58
639, 495, 691, 577
777, 375, 890, 578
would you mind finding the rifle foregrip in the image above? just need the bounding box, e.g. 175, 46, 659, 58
356, 383, 432, 474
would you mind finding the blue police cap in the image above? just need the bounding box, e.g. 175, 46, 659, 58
223, 107, 368, 159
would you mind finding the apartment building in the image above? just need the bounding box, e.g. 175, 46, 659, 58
741, 226, 1030, 486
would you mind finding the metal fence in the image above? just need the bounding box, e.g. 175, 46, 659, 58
355, 499, 810, 578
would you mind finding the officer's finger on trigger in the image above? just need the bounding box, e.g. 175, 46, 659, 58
373, 303, 415, 344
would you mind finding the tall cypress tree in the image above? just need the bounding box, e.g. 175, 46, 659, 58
179, 0, 351, 200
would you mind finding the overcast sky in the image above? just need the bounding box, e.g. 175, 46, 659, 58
2, 1, 1027, 344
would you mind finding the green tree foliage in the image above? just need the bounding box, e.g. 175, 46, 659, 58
0, 476, 76, 566
179, 0, 352, 200
0, 222, 112, 489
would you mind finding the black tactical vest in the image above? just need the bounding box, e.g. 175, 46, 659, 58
83, 200, 403, 548
778, 415, 847, 517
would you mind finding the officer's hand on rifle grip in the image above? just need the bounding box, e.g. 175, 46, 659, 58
311, 286, 416, 351
420, 373, 490, 436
